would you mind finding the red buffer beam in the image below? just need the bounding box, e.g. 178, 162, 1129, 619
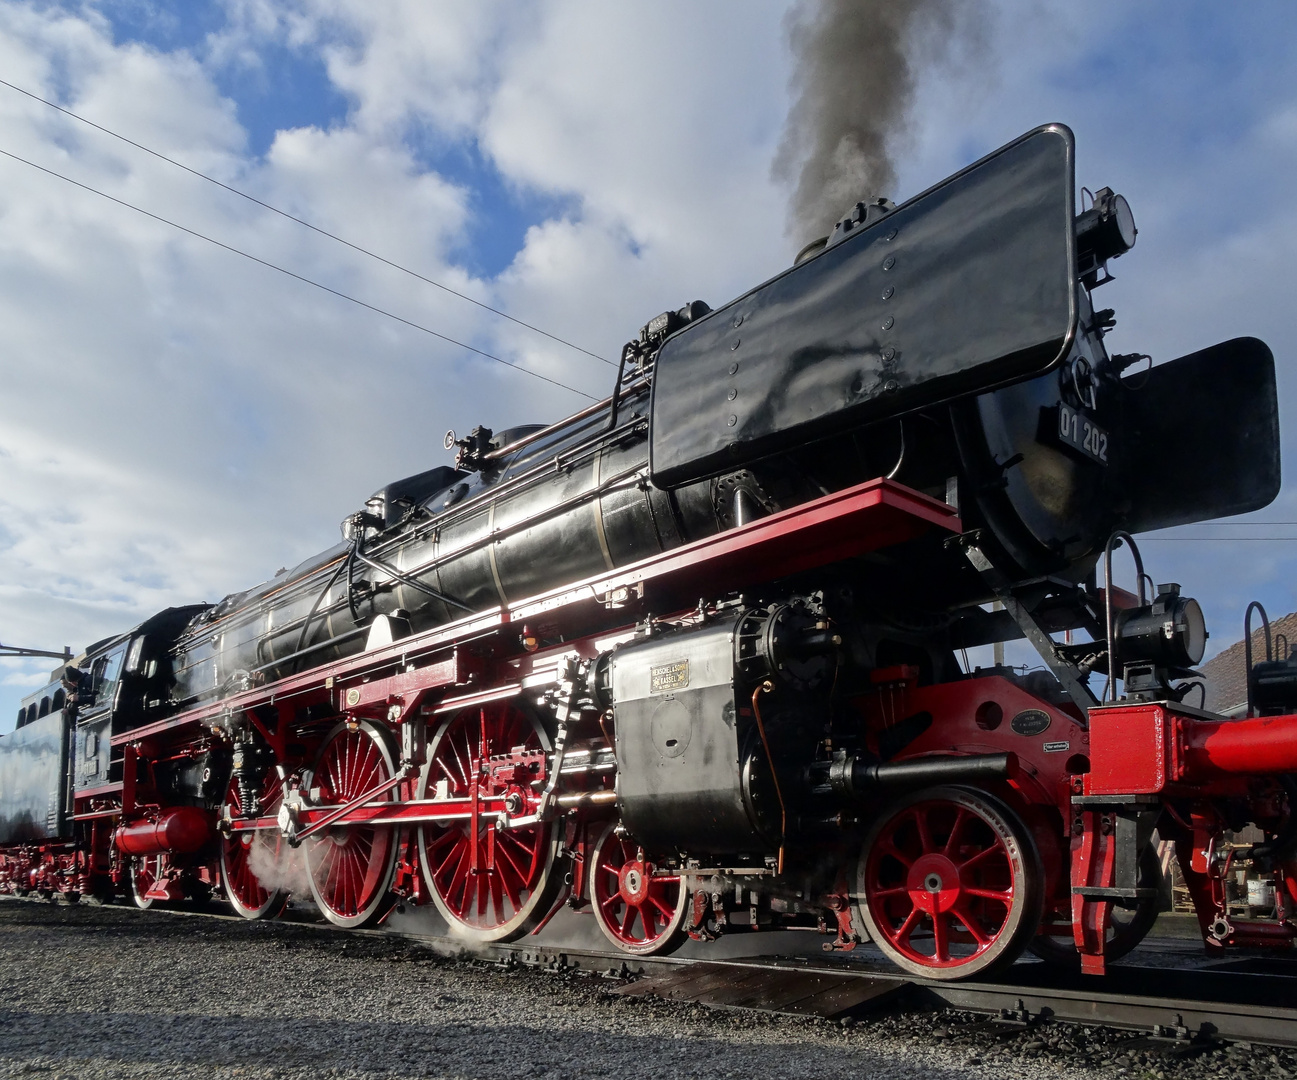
1087, 703, 1297, 795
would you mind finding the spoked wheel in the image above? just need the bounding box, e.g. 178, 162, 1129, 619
589, 823, 688, 955
417, 701, 561, 943
130, 854, 163, 910
855, 785, 1043, 980
304, 720, 399, 928
220, 768, 289, 920
1031, 842, 1163, 966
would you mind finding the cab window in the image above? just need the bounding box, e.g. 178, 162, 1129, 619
86, 648, 127, 713
125, 636, 146, 673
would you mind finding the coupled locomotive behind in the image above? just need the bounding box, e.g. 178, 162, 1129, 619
2, 123, 1295, 980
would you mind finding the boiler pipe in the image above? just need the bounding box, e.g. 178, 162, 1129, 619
1180, 713, 1297, 780
484, 379, 649, 462
861, 751, 1019, 791
824, 751, 1019, 799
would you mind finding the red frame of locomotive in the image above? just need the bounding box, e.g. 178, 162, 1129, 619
4, 475, 1295, 976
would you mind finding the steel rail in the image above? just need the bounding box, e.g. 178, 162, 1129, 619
606, 953, 1297, 1048
39, 895, 1296, 1050
418, 944, 1297, 1048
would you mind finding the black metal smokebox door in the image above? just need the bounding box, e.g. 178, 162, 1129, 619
649, 124, 1078, 488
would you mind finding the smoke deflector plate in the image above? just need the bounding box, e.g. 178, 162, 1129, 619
648, 124, 1078, 488
1118, 336, 1280, 534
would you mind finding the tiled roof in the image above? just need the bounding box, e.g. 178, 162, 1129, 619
1201, 610, 1297, 715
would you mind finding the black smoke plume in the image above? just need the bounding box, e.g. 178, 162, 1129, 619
773, 0, 986, 245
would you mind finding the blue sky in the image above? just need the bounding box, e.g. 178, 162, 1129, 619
102, 2, 352, 152
101, 1, 570, 278
1, 0, 1296, 726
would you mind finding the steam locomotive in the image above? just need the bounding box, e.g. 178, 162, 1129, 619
3, 124, 1294, 980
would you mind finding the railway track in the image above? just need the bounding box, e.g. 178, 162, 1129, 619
613, 952, 1297, 1049
448, 941, 1297, 1050
32, 895, 1293, 1053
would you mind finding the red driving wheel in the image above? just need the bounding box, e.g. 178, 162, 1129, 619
589, 823, 687, 955
304, 721, 399, 928
220, 768, 289, 920
855, 785, 1042, 979
417, 702, 560, 942
130, 854, 163, 910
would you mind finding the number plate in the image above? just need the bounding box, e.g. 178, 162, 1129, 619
1055, 404, 1110, 465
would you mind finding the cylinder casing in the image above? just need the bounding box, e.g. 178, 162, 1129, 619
114, 807, 211, 856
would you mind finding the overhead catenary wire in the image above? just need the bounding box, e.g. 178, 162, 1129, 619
0, 146, 597, 401
1140, 522, 1297, 540
0, 77, 616, 368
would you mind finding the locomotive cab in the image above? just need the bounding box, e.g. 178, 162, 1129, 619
71, 606, 211, 795
71, 635, 128, 791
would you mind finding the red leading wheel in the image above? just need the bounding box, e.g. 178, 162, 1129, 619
854, 785, 1042, 980
304, 720, 399, 928
1031, 842, 1162, 967
417, 702, 560, 942
589, 823, 687, 955
220, 768, 289, 920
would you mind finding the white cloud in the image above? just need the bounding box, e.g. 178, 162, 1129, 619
0, 0, 802, 728
1, 0, 1295, 729
207, 0, 512, 136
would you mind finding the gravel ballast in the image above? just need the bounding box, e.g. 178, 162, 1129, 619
0, 898, 1292, 1080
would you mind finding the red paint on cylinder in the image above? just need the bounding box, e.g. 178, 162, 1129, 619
114, 807, 211, 856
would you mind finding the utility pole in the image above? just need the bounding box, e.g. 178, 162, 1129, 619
0, 642, 73, 661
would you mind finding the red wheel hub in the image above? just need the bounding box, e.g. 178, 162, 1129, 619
907, 852, 962, 915
618, 859, 651, 906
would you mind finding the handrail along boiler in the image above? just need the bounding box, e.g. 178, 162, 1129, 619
2, 124, 1294, 979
